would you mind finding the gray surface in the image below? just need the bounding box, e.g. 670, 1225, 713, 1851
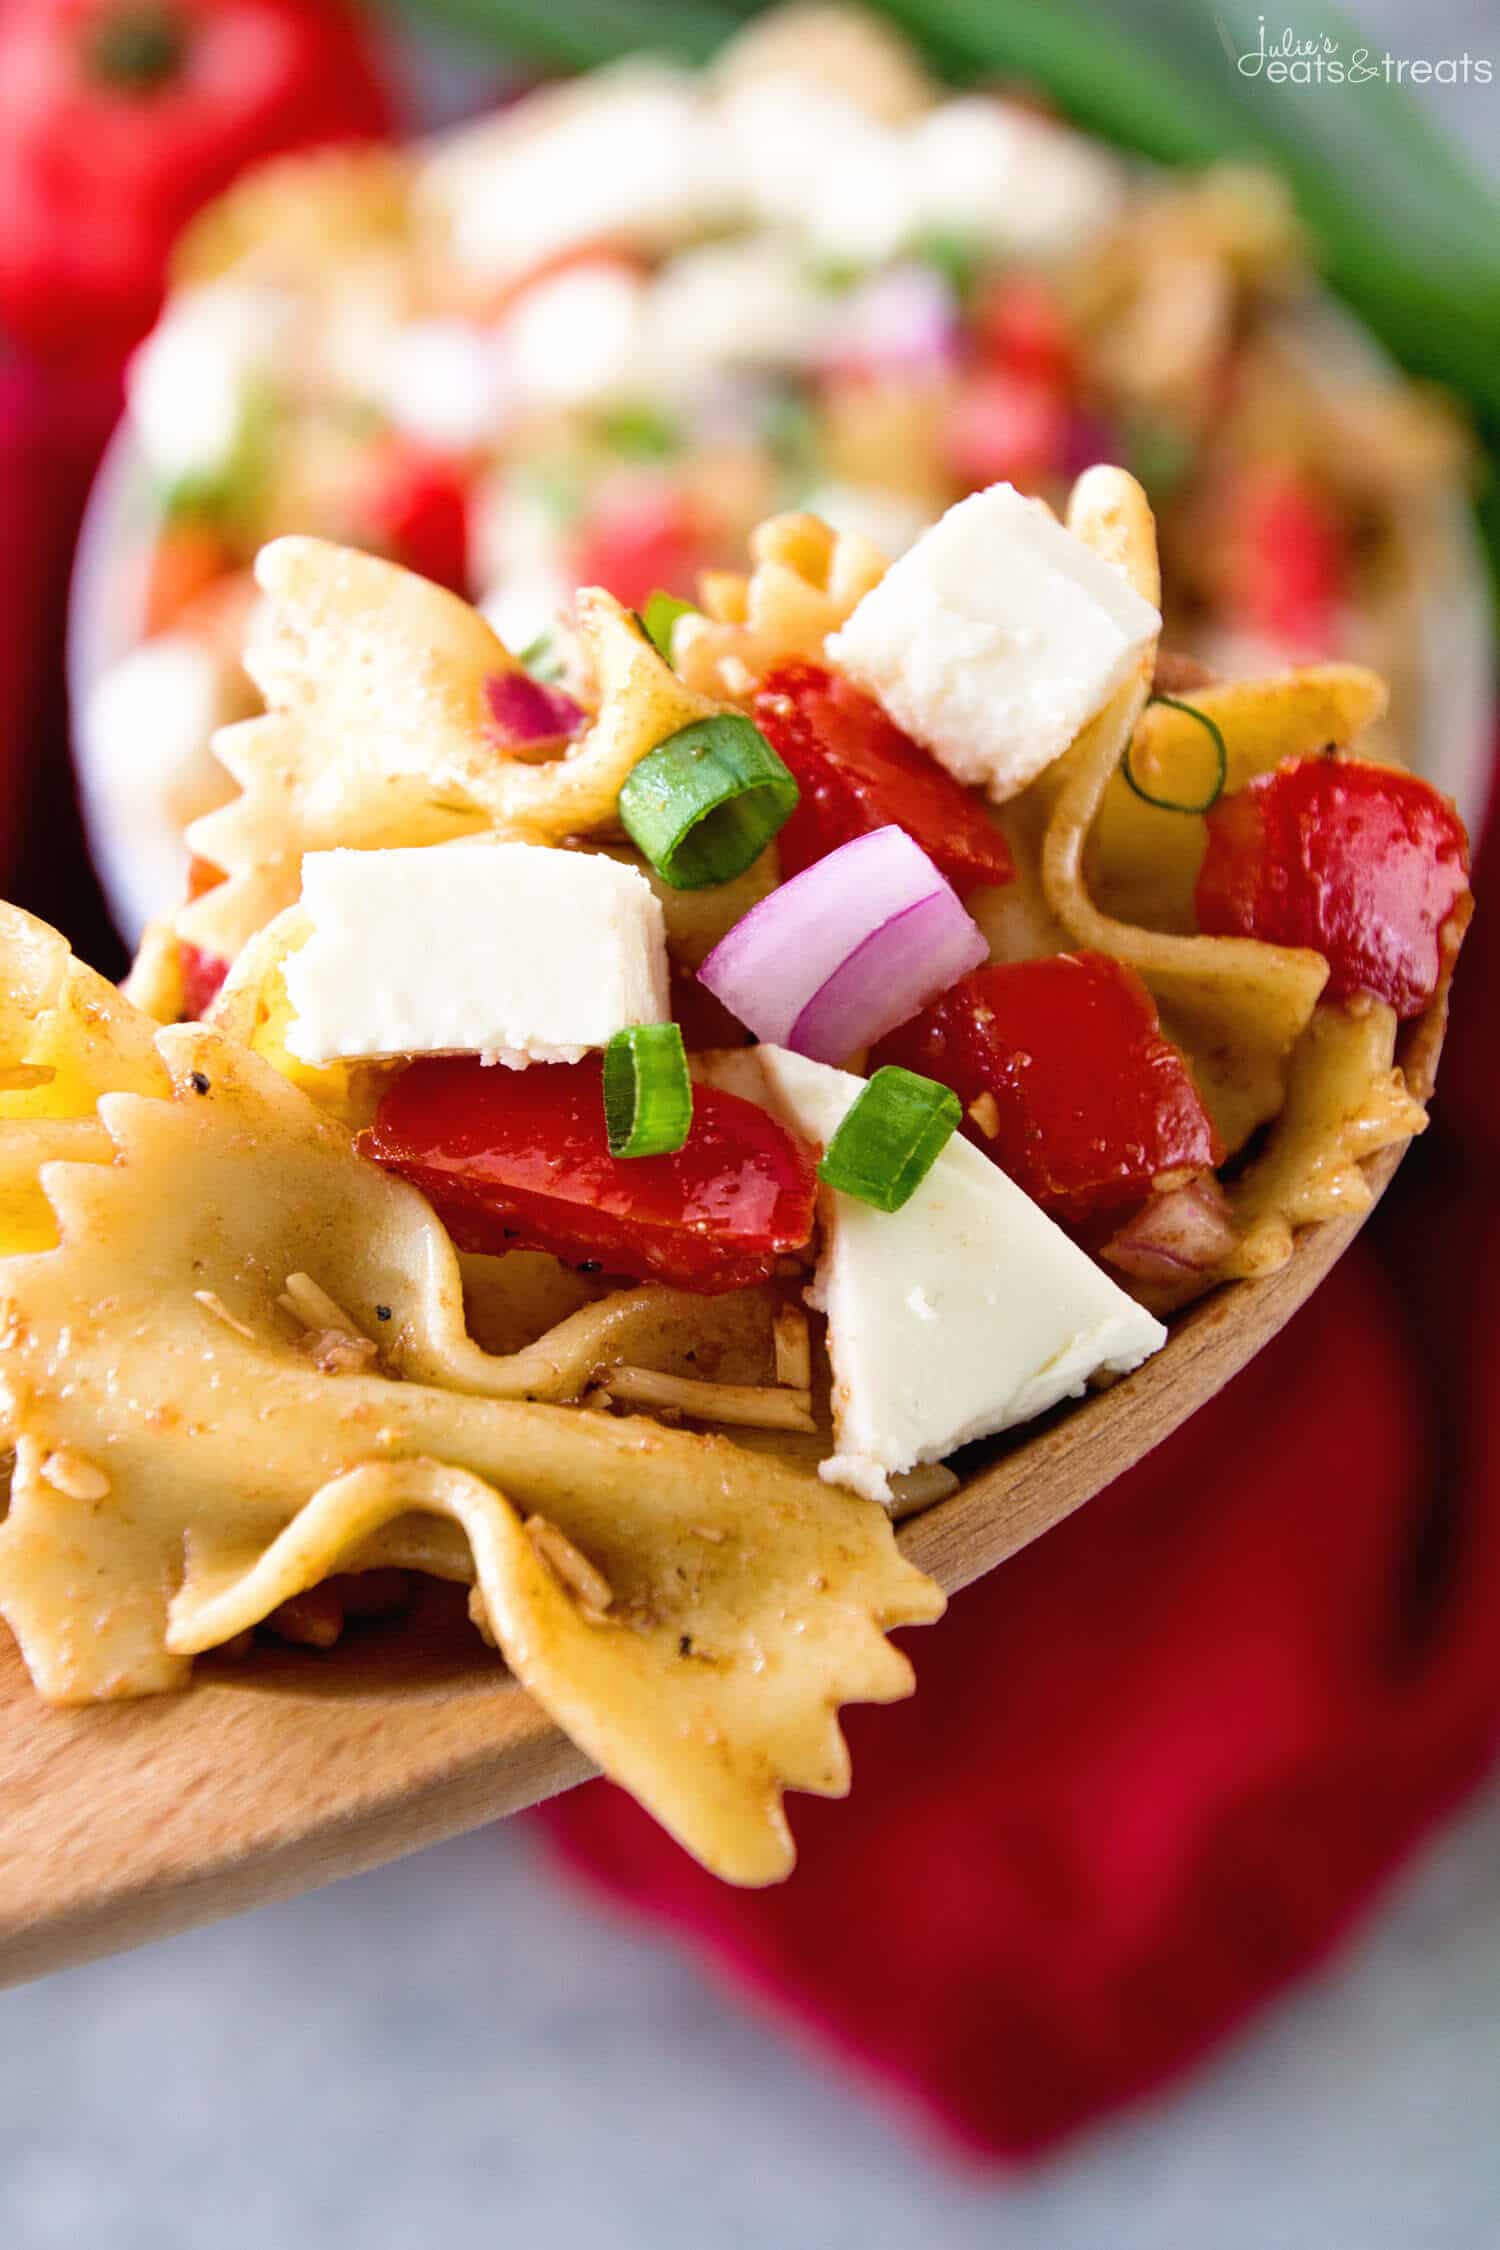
12, 6, 1500, 2245
4, 1785, 1500, 2250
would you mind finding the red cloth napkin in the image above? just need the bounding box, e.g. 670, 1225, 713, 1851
542, 847, 1500, 2157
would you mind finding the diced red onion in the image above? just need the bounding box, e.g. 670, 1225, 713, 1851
698, 825, 989, 1065
1061, 409, 1123, 480
822, 264, 961, 381
484, 669, 585, 749
1102, 1175, 1237, 1284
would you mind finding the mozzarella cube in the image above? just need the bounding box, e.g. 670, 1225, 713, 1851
912, 99, 1125, 260
433, 67, 730, 287
284, 843, 669, 1068
827, 483, 1160, 801
649, 238, 836, 384
375, 320, 511, 452
128, 283, 295, 487
742, 1046, 1166, 1504
500, 263, 657, 410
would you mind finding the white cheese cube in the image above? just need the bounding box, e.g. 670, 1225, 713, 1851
718, 75, 906, 247
740, 1046, 1166, 1504
649, 238, 836, 385
128, 283, 295, 487
375, 320, 511, 452
827, 483, 1160, 802
284, 843, 669, 1068
912, 99, 1125, 260
431, 66, 731, 287
500, 262, 658, 411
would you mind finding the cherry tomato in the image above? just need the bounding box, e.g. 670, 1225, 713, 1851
1227, 468, 1345, 656
0, 0, 391, 362
944, 370, 1069, 492
178, 854, 228, 1016
872, 953, 1222, 1226
363, 1055, 818, 1294
571, 480, 702, 613
144, 521, 235, 635
753, 663, 1014, 896
359, 442, 471, 595
973, 273, 1077, 391
178, 941, 227, 1018
1196, 757, 1471, 1019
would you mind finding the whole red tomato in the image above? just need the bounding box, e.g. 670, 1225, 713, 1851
0, 0, 391, 361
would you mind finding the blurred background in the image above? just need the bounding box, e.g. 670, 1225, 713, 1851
2, 2, 1498, 2243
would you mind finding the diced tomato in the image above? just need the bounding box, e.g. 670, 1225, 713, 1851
186, 854, 225, 901
571, 481, 703, 612
871, 953, 1222, 1226
973, 273, 1077, 391
945, 369, 1069, 491
1195, 757, 1471, 1018
1227, 468, 1345, 655
362, 1055, 817, 1294
359, 442, 471, 595
145, 523, 237, 637
753, 663, 1014, 895
178, 859, 229, 1019
179, 942, 228, 1020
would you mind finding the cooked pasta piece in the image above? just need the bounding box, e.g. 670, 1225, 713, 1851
1038, 468, 1330, 1152
676, 513, 888, 702
177, 538, 721, 970
0, 952, 941, 1882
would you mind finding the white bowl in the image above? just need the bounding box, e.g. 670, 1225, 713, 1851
69, 305, 1494, 951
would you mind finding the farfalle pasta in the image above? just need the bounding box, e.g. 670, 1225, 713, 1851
0, 459, 1470, 1882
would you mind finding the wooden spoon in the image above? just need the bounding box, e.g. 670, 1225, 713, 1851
0, 1133, 1411, 1990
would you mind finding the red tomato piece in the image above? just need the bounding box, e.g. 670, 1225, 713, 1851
973, 273, 1077, 390
178, 855, 229, 1018
1195, 757, 1471, 1018
1228, 468, 1345, 656
144, 523, 236, 636
0, 0, 391, 363
871, 953, 1222, 1226
359, 443, 471, 595
362, 1055, 817, 1294
753, 663, 1014, 895
179, 942, 228, 1020
944, 370, 1069, 491
571, 482, 702, 612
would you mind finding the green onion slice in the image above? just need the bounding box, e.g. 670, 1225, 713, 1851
817, 1067, 962, 1214
618, 716, 799, 890
638, 590, 698, 664
1121, 696, 1229, 814
517, 629, 567, 684
603, 1023, 693, 1159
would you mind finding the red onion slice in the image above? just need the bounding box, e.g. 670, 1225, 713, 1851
1102, 1175, 1237, 1284
699, 825, 989, 1064
485, 669, 585, 750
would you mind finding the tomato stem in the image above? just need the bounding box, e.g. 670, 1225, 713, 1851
88, 2, 185, 90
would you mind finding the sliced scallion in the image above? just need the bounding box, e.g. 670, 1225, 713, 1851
602, 1024, 693, 1159
639, 590, 697, 664
818, 1067, 961, 1214
618, 717, 799, 890
1121, 696, 1229, 814
517, 629, 567, 684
